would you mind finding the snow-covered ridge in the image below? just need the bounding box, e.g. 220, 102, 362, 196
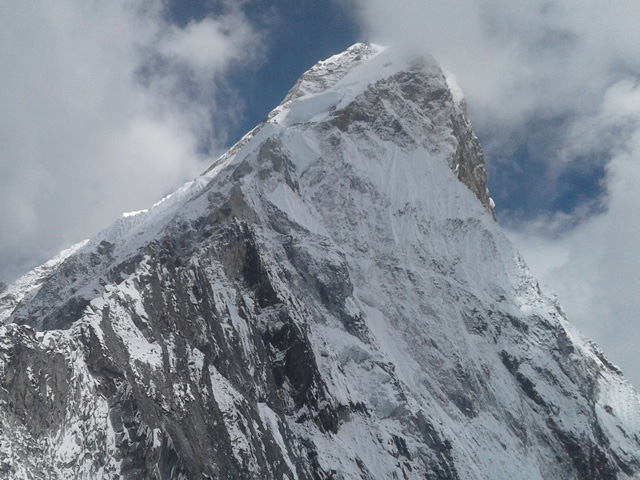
282, 43, 384, 102
0, 121, 270, 328
0, 239, 88, 324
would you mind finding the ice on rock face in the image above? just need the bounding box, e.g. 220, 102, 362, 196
272, 90, 343, 126
0, 43, 639, 479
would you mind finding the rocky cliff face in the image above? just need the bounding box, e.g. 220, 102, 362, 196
0, 44, 639, 479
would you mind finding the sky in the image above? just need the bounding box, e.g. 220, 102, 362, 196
0, 1, 638, 388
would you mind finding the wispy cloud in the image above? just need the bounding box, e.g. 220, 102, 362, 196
0, 0, 265, 282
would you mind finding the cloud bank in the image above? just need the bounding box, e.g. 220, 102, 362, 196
0, 0, 263, 282
352, 0, 640, 387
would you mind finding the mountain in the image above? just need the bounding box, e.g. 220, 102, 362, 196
1, 43, 639, 479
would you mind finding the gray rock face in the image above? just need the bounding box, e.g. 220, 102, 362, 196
0, 44, 639, 479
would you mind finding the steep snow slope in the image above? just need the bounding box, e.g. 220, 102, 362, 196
0, 43, 639, 479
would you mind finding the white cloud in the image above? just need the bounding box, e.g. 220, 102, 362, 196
161, 13, 259, 74
0, 0, 264, 282
355, 1, 640, 129
352, 0, 640, 387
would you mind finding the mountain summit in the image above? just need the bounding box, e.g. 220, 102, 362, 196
1, 44, 639, 479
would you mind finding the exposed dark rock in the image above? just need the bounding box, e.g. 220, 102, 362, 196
548, 420, 619, 480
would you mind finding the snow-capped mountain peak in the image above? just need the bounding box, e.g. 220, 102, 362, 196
0, 44, 638, 479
